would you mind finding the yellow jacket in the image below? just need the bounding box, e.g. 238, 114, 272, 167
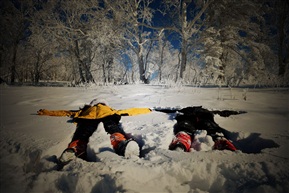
37, 103, 152, 119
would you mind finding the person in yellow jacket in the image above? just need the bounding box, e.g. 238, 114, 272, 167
37, 98, 152, 166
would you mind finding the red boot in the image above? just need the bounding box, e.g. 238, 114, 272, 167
169, 131, 192, 152
58, 139, 87, 165
213, 137, 237, 151
110, 132, 140, 157
110, 132, 127, 150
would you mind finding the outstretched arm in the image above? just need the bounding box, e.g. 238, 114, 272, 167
116, 108, 152, 116
153, 107, 181, 114
153, 106, 247, 117
211, 110, 247, 117
37, 109, 78, 117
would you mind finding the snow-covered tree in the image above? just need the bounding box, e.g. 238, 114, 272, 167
199, 27, 223, 84
1, 0, 286, 86
200, 0, 279, 86
268, 0, 289, 77
27, 5, 60, 83
161, 0, 213, 80
0, 0, 34, 83
148, 32, 179, 83
24, 0, 125, 85
88, 14, 124, 84
104, 0, 157, 84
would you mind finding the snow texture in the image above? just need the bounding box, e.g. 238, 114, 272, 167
0, 84, 288, 193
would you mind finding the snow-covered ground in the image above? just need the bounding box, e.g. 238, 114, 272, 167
0, 84, 288, 193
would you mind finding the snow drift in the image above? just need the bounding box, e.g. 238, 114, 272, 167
0, 84, 288, 193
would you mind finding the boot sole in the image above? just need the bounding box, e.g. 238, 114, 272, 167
124, 140, 140, 158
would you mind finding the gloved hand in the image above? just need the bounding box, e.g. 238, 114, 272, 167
37, 109, 49, 115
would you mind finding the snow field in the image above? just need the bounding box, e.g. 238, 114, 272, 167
0, 84, 288, 193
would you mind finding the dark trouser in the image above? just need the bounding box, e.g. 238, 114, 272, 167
71, 114, 125, 142
170, 119, 225, 151
172, 119, 236, 151
68, 114, 126, 159
173, 121, 195, 136
173, 119, 226, 141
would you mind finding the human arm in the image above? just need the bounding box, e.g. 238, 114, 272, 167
153, 106, 247, 117
37, 109, 78, 117
210, 110, 247, 117
116, 108, 152, 116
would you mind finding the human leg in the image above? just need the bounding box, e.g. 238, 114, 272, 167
195, 118, 237, 151
211, 130, 237, 151
102, 115, 140, 157
205, 126, 237, 151
59, 120, 99, 163
213, 137, 237, 151
169, 121, 196, 152
169, 131, 192, 152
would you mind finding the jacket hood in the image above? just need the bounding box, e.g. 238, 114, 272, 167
89, 98, 108, 106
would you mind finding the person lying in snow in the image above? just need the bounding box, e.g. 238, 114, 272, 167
37, 99, 151, 165
155, 106, 246, 152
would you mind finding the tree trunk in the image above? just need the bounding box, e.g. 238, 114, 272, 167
159, 39, 166, 82
107, 58, 113, 83
10, 43, 18, 83
138, 56, 148, 83
102, 61, 107, 83
180, 38, 187, 79
73, 41, 85, 83
179, 0, 188, 80
78, 63, 86, 83
84, 63, 94, 83
277, 0, 288, 76
34, 52, 41, 84
175, 51, 181, 82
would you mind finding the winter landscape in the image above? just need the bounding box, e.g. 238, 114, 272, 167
1, 0, 288, 192
0, 84, 288, 193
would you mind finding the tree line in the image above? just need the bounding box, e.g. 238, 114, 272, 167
0, 0, 288, 86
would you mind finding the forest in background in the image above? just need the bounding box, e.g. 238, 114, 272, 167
0, 0, 288, 87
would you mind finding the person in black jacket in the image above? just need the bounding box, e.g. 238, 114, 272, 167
156, 106, 240, 152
